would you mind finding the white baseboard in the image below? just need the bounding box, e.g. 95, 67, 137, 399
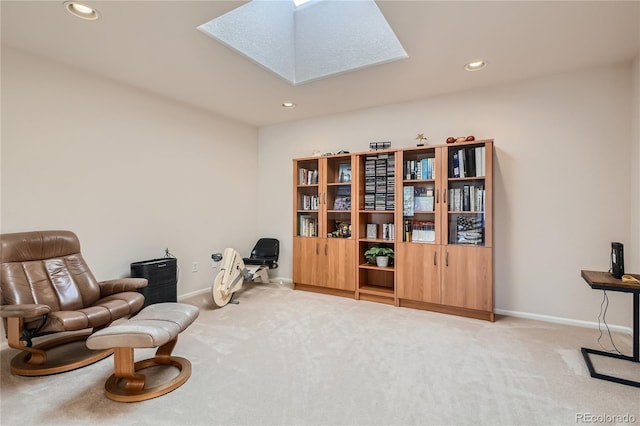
494, 308, 632, 336
176, 278, 293, 302
177, 287, 210, 301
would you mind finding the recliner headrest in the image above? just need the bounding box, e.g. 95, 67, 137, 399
1, 230, 80, 263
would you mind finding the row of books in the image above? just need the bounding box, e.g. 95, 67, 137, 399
403, 220, 436, 243
300, 194, 319, 211
299, 215, 318, 237
299, 168, 318, 185
404, 157, 436, 180
448, 184, 485, 212
403, 186, 436, 216
451, 146, 485, 178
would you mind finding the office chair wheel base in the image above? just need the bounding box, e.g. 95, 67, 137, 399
11, 332, 113, 376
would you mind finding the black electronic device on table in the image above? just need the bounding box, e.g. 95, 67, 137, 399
611, 242, 624, 279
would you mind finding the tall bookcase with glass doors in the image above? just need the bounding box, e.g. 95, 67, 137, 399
293, 139, 494, 321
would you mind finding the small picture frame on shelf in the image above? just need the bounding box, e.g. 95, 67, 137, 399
366, 224, 377, 239
339, 163, 351, 183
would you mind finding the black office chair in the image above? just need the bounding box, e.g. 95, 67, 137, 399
243, 238, 279, 269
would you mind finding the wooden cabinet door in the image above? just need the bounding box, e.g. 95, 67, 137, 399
441, 245, 493, 311
396, 243, 441, 303
324, 238, 355, 291
293, 237, 325, 286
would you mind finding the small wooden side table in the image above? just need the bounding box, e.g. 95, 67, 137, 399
580, 270, 640, 388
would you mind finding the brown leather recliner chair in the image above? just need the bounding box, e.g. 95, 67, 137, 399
0, 230, 147, 376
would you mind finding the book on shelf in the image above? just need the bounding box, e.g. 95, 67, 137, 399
414, 187, 434, 212
456, 215, 483, 245
411, 220, 435, 243
462, 185, 470, 212
452, 151, 460, 178
382, 223, 395, 241
404, 157, 436, 180
449, 146, 486, 179
404, 160, 415, 180
301, 194, 319, 211
448, 188, 462, 211
338, 163, 352, 183
426, 157, 435, 180
448, 184, 485, 212
333, 185, 351, 210
366, 224, 377, 239
464, 148, 476, 177
299, 215, 318, 237
299, 168, 318, 185
403, 186, 414, 216
333, 196, 351, 210
458, 149, 466, 178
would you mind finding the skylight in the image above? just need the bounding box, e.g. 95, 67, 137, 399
197, 0, 408, 85
293, 0, 313, 7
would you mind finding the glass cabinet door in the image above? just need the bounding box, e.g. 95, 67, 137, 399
294, 158, 320, 237
441, 142, 491, 247
400, 147, 439, 245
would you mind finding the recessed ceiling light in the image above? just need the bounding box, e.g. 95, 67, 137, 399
465, 60, 487, 71
64, 1, 99, 20
282, 102, 297, 109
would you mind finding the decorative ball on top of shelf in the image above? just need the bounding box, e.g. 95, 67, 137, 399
416, 133, 428, 147
446, 135, 475, 143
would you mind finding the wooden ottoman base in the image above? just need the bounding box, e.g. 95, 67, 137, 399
105, 339, 191, 402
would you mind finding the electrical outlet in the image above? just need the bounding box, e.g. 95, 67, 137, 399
192, 262, 198, 272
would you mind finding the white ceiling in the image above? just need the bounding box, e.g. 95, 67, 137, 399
1, 0, 639, 127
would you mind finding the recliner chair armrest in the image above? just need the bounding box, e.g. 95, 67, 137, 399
0, 304, 51, 318
99, 278, 148, 297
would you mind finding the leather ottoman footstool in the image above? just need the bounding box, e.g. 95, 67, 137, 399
86, 302, 199, 402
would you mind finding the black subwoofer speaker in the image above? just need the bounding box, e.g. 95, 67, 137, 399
131, 257, 177, 308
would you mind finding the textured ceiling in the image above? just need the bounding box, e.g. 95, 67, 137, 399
1, 0, 639, 127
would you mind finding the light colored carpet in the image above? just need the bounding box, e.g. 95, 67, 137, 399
1, 282, 638, 426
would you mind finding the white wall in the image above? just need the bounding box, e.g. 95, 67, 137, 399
1, 47, 260, 297
2, 46, 636, 332
258, 63, 635, 328
630, 55, 640, 274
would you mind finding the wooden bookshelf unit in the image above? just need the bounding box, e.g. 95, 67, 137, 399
292, 140, 494, 321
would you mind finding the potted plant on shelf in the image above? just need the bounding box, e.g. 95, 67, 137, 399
363, 246, 394, 268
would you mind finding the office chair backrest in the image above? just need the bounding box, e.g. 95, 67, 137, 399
251, 238, 279, 260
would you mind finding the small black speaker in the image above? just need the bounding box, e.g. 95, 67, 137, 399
611, 242, 624, 279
